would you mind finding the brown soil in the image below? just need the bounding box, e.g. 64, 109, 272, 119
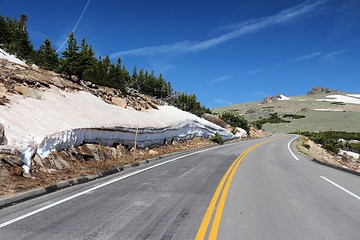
0, 138, 216, 199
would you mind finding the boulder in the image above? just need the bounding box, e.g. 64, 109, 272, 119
149, 149, 158, 156
0, 123, 4, 144
14, 85, 42, 99
248, 126, 267, 138
202, 114, 229, 129
111, 97, 127, 108
31, 64, 40, 71
0, 83, 6, 98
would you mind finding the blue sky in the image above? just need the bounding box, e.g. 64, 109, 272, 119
1, 0, 360, 107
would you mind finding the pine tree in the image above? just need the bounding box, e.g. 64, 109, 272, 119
15, 14, 33, 60
61, 32, 80, 79
76, 38, 96, 79
35, 38, 59, 71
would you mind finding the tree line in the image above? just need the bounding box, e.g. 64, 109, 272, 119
0, 14, 210, 116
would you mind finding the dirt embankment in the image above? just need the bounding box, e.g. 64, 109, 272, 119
295, 136, 360, 173
0, 138, 216, 199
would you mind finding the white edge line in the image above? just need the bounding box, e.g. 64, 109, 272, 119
0, 142, 235, 229
320, 176, 360, 200
288, 135, 299, 160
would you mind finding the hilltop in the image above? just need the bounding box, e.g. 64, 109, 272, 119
213, 87, 360, 133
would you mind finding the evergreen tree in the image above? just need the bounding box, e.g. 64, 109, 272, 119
76, 38, 96, 79
35, 38, 59, 71
61, 32, 80, 79
0, 14, 34, 61
0, 16, 10, 45
174, 93, 211, 117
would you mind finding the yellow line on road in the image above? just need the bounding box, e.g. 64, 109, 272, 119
195, 138, 278, 240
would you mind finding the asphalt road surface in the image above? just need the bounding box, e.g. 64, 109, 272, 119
0, 135, 359, 239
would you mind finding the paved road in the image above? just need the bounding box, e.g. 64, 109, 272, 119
0, 135, 359, 239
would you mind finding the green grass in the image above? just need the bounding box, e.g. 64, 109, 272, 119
212, 93, 360, 133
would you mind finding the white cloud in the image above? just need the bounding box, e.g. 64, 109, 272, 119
207, 75, 231, 84
322, 49, 347, 58
110, 0, 329, 58
289, 51, 323, 62
248, 68, 266, 75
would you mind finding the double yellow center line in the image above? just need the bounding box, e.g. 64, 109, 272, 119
195, 139, 275, 239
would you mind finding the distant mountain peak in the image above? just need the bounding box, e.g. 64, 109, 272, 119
307, 86, 338, 95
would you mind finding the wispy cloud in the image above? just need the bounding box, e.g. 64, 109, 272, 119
248, 49, 346, 75
248, 63, 284, 75
248, 68, 266, 75
214, 99, 234, 105
289, 51, 323, 62
110, 0, 329, 58
322, 49, 347, 58
207, 75, 231, 84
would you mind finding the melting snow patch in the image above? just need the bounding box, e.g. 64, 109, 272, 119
347, 94, 360, 99
0, 47, 27, 66
316, 95, 360, 105
0, 89, 234, 173
314, 109, 344, 112
278, 94, 290, 100
339, 150, 360, 159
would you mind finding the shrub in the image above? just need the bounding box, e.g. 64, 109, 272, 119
302, 143, 310, 149
211, 132, 224, 145
282, 114, 306, 119
220, 112, 249, 132
252, 112, 290, 129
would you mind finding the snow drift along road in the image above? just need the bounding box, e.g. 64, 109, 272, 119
0, 49, 234, 173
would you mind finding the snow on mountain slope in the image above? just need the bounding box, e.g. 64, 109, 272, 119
0, 87, 234, 173
316, 95, 360, 104
0, 47, 26, 66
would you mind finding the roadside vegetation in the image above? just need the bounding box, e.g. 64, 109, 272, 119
210, 132, 224, 145
300, 131, 360, 154
0, 14, 209, 116
252, 113, 290, 129
219, 111, 249, 132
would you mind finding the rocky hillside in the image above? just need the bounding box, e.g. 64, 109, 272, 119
0, 50, 235, 179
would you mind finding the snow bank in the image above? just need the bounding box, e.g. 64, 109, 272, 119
0, 47, 27, 66
339, 150, 359, 159
313, 109, 344, 112
347, 94, 360, 99
278, 94, 290, 100
316, 95, 360, 104
0, 88, 234, 173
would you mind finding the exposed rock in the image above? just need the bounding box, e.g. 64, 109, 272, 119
31, 64, 40, 71
0, 153, 22, 167
111, 97, 127, 108
0, 123, 4, 144
260, 94, 287, 104
32, 154, 47, 173
202, 114, 229, 129
148, 149, 158, 156
14, 85, 42, 99
0, 162, 10, 179
43, 155, 70, 170
248, 126, 267, 138
0, 83, 6, 97
307, 86, 337, 95
260, 97, 273, 105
